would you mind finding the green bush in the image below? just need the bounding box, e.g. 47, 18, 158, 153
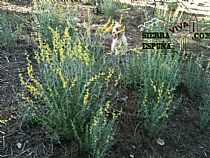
167, 2, 179, 12
88, 103, 117, 158
18, 20, 120, 157
183, 56, 205, 99
198, 91, 210, 129
0, 13, 21, 49
126, 52, 144, 88
198, 72, 210, 129
128, 50, 181, 93
32, 0, 75, 46
127, 50, 181, 135
141, 88, 178, 135
101, 0, 122, 17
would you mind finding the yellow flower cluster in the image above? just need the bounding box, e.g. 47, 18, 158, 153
100, 17, 112, 33
114, 73, 122, 87
19, 92, 36, 109
84, 72, 105, 89
36, 26, 93, 92
0, 115, 16, 125
142, 94, 148, 108
112, 109, 119, 119
150, 80, 166, 102
104, 100, 110, 115
158, 91, 174, 120
150, 79, 157, 92
19, 72, 41, 97
67, 34, 90, 65
129, 47, 143, 54
92, 115, 100, 127
26, 53, 43, 91
82, 71, 107, 106
91, 115, 114, 144
83, 90, 89, 106
105, 68, 115, 82
75, 36, 83, 57
106, 135, 114, 143
56, 66, 67, 89
70, 76, 77, 89
51, 27, 60, 62
157, 83, 164, 99
36, 35, 53, 68
161, 63, 169, 70
83, 45, 90, 65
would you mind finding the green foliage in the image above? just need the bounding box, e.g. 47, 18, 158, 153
141, 89, 178, 135
88, 104, 116, 158
184, 56, 210, 129
167, 2, 179, 12
128, 50, 181, 93
18, 16, 120, 157
101, 0, 122, 17
198, 92, 210, 129
198, 72, 210, 129
126, 53, 144, 88
32, 0, 74, 46
0, 13, 21, 49
183, 56, 205, 99
20, 25, 119, 158
127, 50, 181, 135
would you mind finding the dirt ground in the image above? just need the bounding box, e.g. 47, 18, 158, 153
1, 1, 210, 158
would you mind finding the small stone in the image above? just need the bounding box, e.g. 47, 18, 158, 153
121, 96, 128, 102
72, 17, 81, 23
157, 138, 165, 146
129, 154, 134, 158
16, 142, 22, 149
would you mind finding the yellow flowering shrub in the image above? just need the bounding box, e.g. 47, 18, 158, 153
127, 49, 181, 135
19, 5, 122, 157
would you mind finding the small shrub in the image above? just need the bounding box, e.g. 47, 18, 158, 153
101, 0, 122, 17
198, 70, 210, 129
141, 86, 178, 134
183, 56, 205, 99
127, 50, 181, 92
154, 2, 184, 29
198, 90, 210, 129
32, 0, 75, 45
88, 102, 117, 158
126, 51, 145, 88
0, 13, 21, 49
167, 1, 179, 12
18, 21, 121, 157
127, 50, 181, 135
